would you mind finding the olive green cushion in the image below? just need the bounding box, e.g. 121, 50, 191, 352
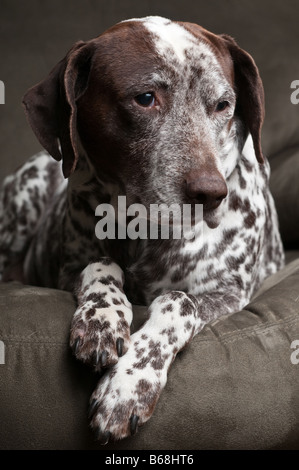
1, 257, 299, 450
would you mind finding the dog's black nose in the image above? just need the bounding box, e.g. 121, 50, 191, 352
185, 172, 228, 210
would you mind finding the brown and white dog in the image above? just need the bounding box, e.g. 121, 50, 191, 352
0, 16, 284, 443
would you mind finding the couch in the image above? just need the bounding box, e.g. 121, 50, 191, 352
0, 0, 299, 450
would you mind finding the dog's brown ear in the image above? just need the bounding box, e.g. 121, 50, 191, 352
221, 34, 265, 163
22, 41, 94, 178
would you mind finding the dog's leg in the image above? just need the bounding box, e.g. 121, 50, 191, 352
0, 151, 65, 281
88, 289, 242, 443
70, 260, 133, 369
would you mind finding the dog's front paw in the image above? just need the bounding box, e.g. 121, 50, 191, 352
88, 331, 171, 443
70, 304, 132, 370
70, 260, 133, 370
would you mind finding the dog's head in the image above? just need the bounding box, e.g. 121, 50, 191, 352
23, 16, 264, 227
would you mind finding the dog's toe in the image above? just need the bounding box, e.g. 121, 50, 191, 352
70, 307, 131, 370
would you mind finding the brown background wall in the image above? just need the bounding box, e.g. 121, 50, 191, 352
0, 0, 299, 183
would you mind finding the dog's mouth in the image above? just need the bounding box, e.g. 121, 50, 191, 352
111, 193, 225, 235
203, 211, 221, 229
202, 203, 225, 229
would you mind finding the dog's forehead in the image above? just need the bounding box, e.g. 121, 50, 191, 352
129, 16, 197, 62
121, 16, 224, 72
91, 16, 233, 98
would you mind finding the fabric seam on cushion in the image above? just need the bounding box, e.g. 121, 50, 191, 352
198, 314, 299, 345
1, 315, 299, 347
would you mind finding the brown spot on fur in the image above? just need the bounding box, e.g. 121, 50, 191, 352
85, 293, 110, 308
161, 303, 173, 313
160, 327, 178, 345
85, 307, 96, 319
244, 211, 256, 229
184, 320, 192, 330
180, 298, 194, 316
135, 379, 161, 417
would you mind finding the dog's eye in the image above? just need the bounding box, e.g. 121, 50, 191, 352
135, 92, 156, 108
215, 101, 229, 112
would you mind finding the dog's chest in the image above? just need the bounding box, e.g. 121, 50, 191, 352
121, 221, 250, 305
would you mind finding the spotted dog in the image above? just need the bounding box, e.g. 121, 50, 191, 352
0, 16, 284, 443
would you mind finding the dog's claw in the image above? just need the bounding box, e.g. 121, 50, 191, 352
95, 428, 111, 445
130, 414, 139, 435
116, 337, 124, 357
74, 337, 81, 355
88, 398, 98, 418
